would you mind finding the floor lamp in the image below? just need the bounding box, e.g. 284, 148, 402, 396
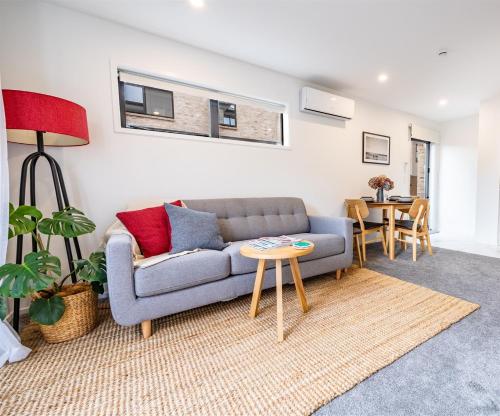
2, 90, 89, 332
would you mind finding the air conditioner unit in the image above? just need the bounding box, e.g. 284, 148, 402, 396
300, 87, 355, 120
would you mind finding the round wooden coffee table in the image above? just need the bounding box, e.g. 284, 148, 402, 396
240, 242, 315, 342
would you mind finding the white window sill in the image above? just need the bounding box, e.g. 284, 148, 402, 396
114, 125, 291, 150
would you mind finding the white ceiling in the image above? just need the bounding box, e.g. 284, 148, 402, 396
48, 0, 500, 121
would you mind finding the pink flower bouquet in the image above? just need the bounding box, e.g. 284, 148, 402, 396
368, 175, 394, 191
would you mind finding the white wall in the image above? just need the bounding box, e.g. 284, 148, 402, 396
428, 142, 440, 232
0, 1, 438, 262
475, 95, 500, 245
438, 115, 478, 238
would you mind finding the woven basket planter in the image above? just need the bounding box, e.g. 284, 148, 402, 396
38, 283, 98, 344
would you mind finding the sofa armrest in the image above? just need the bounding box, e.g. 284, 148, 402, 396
105, 234, 137, 325
308, 215, 354, 258
309, 215, 353, 237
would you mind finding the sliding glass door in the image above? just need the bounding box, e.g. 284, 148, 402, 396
410, 139, 431, 198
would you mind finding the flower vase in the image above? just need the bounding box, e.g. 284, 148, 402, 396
376, 188, 384, 202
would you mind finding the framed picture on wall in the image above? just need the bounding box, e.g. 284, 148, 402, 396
362, 131, 391, 165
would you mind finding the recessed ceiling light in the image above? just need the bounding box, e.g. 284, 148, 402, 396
439, 98, 448, 106
378, 73, 388, 83
189, 0, 205, 8
437, 48, 448, 57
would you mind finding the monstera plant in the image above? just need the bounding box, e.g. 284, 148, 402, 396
0, 296, 6, 321
0, 204, 106, 327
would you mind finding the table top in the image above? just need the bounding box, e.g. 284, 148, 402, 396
240, 242, 315, 260
366, 201, 413, 208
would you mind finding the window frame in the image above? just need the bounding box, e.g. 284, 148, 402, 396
123, 82, 175, 120
218, 101, 237, 128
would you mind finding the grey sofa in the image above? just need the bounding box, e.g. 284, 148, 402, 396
106, 197, 353, 338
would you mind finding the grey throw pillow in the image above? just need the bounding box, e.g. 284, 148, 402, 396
164, 203, 228, 254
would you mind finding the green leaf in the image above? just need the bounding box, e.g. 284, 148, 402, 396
0, 250, 61, 298
8, 203, 43, 239
91, 281, 105, 295
74, 251, 107, 285
0, 296, 7, 321
38, 207, 96, 238
29, 295, 65, 325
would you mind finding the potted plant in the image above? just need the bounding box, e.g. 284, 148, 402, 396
368, 175, 394, 202
0, 204, 106, 343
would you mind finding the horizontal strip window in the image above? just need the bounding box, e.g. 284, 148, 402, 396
118, 69, 286, 146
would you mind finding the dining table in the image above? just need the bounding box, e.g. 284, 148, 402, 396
366, 201, 413, 260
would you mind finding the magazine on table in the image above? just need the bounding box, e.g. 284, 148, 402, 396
247, 235, 301, 250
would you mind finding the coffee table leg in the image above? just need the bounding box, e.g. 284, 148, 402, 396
290, 257, 308, 312
249, 259, 266, 318
276, 259, 284, 342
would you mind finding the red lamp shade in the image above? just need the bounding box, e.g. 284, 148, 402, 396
2, 89, 89, 146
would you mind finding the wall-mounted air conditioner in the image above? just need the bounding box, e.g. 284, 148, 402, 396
300, 87, 355, 120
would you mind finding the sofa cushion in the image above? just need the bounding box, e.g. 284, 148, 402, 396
224, 233, 345, 275
224, 241, 277, 275
134, 250, 231, 297
292, 233, 345, 261
183, 198, 310, 242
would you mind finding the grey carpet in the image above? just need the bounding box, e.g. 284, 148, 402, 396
315, 245, 500, 416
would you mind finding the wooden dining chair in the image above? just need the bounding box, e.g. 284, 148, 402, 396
396, 207, 410, 248
345, 199, 387, 266
395, 198, 433, 261
383, 202, 412, 247
398, 195, 418, 220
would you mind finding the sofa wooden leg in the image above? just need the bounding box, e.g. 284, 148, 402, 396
336, 269, 341, 280
141, 320, 152, 339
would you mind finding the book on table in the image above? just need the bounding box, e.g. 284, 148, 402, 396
247, 235, 301, 250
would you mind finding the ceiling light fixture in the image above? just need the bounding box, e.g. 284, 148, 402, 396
378, 73, 388, 83
439, 98, 448, 106
189, 0, 205, 8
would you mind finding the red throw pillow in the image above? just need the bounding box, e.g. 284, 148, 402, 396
116, 200, 183, 258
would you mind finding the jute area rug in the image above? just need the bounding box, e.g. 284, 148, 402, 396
1, 268, 478, 416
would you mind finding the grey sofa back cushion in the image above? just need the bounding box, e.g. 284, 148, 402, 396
183, 197, 310, 242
